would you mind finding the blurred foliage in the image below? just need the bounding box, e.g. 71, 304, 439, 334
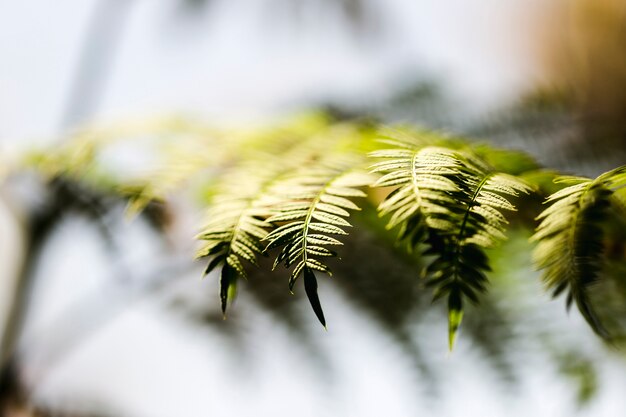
532, 167, 626, 339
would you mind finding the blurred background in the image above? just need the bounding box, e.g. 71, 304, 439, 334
1, 0, 626, 416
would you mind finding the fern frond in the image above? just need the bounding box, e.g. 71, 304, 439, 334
194, 118, 380, 318
196, 163, 285, 316
371, 145, 460, 238
531, 165, 626, 338
371, 140, 532, 349
264, 160, 374, 327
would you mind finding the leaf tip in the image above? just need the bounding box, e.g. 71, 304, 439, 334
448, 304, 464, 352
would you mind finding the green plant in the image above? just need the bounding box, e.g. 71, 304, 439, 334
21, 114, 626, 349
531, 166, 626, 338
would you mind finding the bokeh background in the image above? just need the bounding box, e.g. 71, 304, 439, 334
1, 1, 626, 416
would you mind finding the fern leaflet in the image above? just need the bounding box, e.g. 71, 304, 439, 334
264, 161, 373, 327
532, 165, 626, 338
196, 166, 280, 316
372, 141, 531, 349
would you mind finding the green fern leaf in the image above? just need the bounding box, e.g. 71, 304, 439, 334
371, 140, 532, 349
531, 165, 626, 338
264, 162, 374, 327
196, 162, 293, 316
196, 197, 273, 315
